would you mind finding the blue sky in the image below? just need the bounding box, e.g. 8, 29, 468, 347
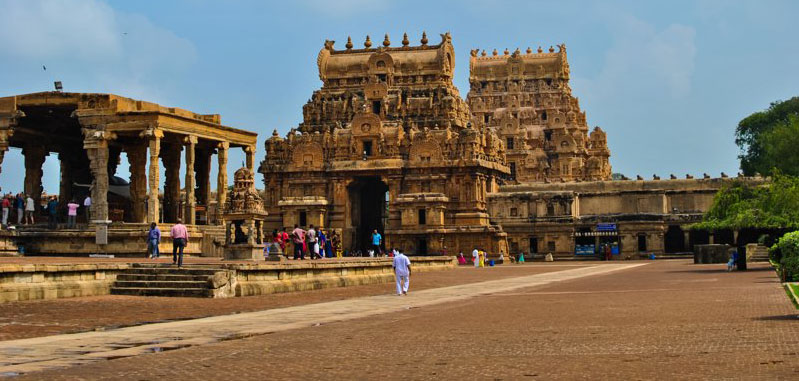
1, 0, 797, 193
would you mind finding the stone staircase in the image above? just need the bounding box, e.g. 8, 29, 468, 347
110, 264, 236, 298
746, 244, 770, 262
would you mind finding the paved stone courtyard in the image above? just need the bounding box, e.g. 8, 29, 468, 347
2, 260, 798, 379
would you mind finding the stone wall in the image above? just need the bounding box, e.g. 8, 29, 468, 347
0, 263, 129, 302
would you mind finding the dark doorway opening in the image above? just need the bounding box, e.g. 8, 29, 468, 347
689, 230, 709, 248
529, 237, 538, 254
348, 177, 388, 252
638, 234, 647, 252
664, 225, 686, 253
372, 101, 382, 114
417, 238, 428, 255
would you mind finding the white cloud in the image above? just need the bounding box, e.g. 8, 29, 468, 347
0, 0, 196, 102
578, 15, 696, 99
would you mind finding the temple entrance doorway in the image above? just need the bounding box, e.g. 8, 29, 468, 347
348, 176, 388, 252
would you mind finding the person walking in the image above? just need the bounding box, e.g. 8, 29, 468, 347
66, 199, 79, 228
318, 228, 328, 258
392, 248, 411, 296
371, 229, 382, 255
291, 224, 306, 260
1, 195, 10, 226
83, 195, 92, 223
171, 218, 188, 266
148, 222, 161, 259
14, 193, 24, 225
472, 247, 479, 268
46, 196, 58, 229
24, 194, 35, 225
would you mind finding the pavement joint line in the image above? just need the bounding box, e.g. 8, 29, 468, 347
0, 263, 645, 376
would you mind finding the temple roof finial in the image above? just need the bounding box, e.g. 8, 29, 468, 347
526, 47, 532, 54
421, 31, 428, 45
492, 48, 498, 56
364, 35, 372, 48
383, 33, 390, 47
537, 46, 543, 53
549, 45, 554, 53
503, 48, 509, 55
402, 32, 409, 46
345, 36, 353, 50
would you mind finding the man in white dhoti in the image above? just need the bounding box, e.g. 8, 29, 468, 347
393, 248, 411, 295
472, 247, 479, 268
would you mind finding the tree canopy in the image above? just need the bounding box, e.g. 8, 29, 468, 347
736, 97, 799, 176
693, 173, 799, 230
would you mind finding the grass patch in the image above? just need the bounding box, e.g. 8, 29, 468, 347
784, 283, 799, 310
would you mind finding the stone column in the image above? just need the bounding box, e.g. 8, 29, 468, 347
0, 128, 14, 177
184, 136, 197, 225
23, 144, 47, 205
162, 143, 182, 223
216, 142, 229, 223
244, 145, 255, 172
84, 132, 114, 222
146, 131, 163, 223
126, 143, 147, 223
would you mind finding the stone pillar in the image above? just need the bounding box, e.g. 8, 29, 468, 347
684, 231, 691, 251
84, 132, 114, 222
162, 143, 182, 223
146, 131, 163, 223
244, 145, 255, 172
23, 144, 47, 205
0, 127, 13, 177
126, 143, 147, 223
184, 136, 197, 225
216, 142, 229, 223
196, 148, 212, 206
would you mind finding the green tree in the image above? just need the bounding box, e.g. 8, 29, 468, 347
694, 173, 799, 230
736, 97, 799, 175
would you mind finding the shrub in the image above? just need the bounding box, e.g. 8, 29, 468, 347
774, 231, 799, 281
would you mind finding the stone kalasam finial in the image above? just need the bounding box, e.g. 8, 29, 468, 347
686, 174, 694, 179
670, 174, 677, 179
481, 50, 486, 56
492, 49, 498, 56
514, 48, 521, 55
272, 129, 279, 137
503, 48, 509, 55
364, 35, 372, 48
526, 47, 532, 54
537, 46, 543, 53
703, 173, 710, 179
345, 36, 353, 50
421, 31, 428, 45
383, 34, 390, 47
402, 32, 409, 46
637, 175, 643, 180
721, 172, 728, 178
549, 46, 555, 53
653, 174, 660, 180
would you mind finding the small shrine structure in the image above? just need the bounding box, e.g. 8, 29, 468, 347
222, 167, 269, 260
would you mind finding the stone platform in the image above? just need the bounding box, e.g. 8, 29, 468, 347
0, 257, 456, 302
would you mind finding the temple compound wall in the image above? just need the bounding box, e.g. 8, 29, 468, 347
489, 176, 767, 259
0, 92, 257, 256
260, 33, 509, 256
467, 45, 611, 183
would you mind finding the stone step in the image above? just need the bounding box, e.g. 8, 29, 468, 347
123, 268, 225, 276
113, 280, 210, 289
116, 274, 212, 282
110, 287, 214, 298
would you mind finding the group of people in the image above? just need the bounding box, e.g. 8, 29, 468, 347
145, 219, 189, 267
0, 192, 91, 230
277, 224, 341, 260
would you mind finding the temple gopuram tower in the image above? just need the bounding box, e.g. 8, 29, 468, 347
467, 45, 611, 183
260, 32, 509, 256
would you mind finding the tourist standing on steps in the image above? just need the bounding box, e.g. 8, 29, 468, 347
148, 222, 161, 259
25, 194, 35, 225
1, 195, 10, 226
291, 224, 306, 260
393, 248, 411, 295
307, 224, 318, 259
15, 193, 24, 225
371, 229, 382, 255
83, 195, 92, 223
171, 218, 188, 267
46, 196, 58, 229
66, 199, 79, 228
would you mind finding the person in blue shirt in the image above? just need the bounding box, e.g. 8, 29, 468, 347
147, 222, 161, 259
371, 229, 382, 256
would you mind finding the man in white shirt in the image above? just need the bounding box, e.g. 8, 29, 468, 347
307, 224, 318, 259
83, 195, 92, 223
472, 247, 479, 268
392, 248, 411, 295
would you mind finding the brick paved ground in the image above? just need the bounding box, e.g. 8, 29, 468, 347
9, 260, 799, 380
0, 264, 573, 341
